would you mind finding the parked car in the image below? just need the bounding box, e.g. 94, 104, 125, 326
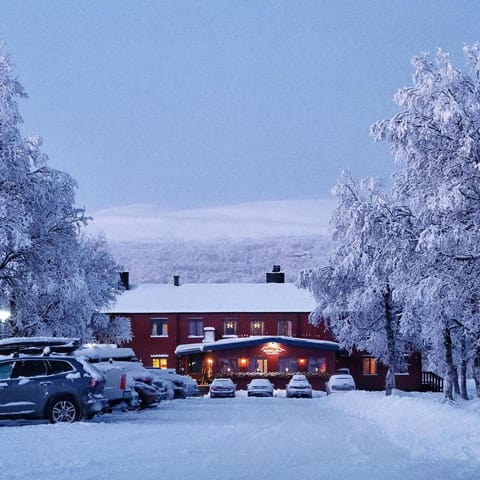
133, 380, 163, 408
0, 355, 108, 423
247, 378, 274, 397
286, 374, 313, 398
209, 378, 236, 398
325, 370, 356, 395
98, 360, 163, 408
147, 368, 199, 398
75, 345, 164, 408
92, 363, 136, 411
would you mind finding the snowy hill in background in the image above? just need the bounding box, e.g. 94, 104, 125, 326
87, 199, 335, 241
87, 199, 335, 283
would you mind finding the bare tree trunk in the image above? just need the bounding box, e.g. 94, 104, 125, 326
473, 347, 480, 399
459, 334, 469, 400
384, 282, 396, 397
443, 327, 458, 401
385, 368, 395, 396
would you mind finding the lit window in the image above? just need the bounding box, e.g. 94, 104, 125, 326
151, 318, 168, 337
189, 318, 204, 336
152, 358, 168, 369
363, 357, 377, 375
250, 320, 264, 335
224, 319, 237, 335
277, 320, 292, 336
239, 357, 249, 369
249, 358, 267, 373
308, 357, 326, 373
278, 357, 297, 373
219, 358, 238, 373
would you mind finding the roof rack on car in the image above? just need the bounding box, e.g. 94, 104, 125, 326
0, 337, 81, 356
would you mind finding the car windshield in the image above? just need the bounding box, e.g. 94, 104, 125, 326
250, 380, 270, 386
214, 379, 232, 385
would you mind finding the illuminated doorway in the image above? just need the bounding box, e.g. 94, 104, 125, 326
249, 358, 268, 373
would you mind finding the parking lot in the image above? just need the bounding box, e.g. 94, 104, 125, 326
1, 391, 479, 480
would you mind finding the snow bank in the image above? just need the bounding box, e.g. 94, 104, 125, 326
1, 391, 479, 479
326, 390, 480, 462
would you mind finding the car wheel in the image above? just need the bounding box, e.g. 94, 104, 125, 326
137, 394, 148, 410
48, 397, 80, 423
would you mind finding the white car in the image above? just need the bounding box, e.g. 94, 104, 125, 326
326, 371, 356, 394
286, 374, 312, 398
247, 378, 274, 397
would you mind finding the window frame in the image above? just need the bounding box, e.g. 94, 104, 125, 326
250, 319, 265, 336
362, 356, 377, 375
11, 360, 48, 378
277, 319, 292, 336
188, 318, 204, 338
223, 319, 238, 336
151, 318, 168, 337
152, 357, 168, 369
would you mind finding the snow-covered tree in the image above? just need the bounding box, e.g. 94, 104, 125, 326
300, 171, 417, 395
0, 47, 31, 309
372, 45, 480, 399
0, 46, 127, 342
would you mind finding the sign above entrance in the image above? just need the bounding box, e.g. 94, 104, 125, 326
261, 342, 286, 355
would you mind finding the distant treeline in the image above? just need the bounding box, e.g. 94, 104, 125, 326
110, 235, 332, 285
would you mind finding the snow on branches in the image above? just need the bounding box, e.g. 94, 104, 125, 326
305, 45, 480, 399
0, 46, 128, 343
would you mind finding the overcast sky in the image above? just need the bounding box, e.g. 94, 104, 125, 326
1, 1, 479, 213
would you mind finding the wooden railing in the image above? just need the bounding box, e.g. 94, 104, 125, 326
421, 371, 444, 392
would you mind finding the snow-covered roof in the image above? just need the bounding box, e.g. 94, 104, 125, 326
108, 282, 316, 314
175, 336, 340, 355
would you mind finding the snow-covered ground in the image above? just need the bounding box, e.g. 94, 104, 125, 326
1, 390, 479, 480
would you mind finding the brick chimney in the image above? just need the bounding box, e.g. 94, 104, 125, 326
119, 271, 130, 290
266, 265, 285, 283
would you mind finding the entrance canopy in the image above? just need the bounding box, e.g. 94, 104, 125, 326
175, 335, 340, 356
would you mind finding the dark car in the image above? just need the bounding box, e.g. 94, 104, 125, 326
134, 380, 162, 408
209, 378, 236, 398
0, 355, 108, 423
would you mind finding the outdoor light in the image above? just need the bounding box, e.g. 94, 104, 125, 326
0, 308, 11, 339
207, 358, 213, 365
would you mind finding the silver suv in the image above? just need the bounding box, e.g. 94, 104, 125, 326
0, 356, 108, 423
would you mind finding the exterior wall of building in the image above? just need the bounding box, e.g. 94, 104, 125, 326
178, 342, 337, 390
113, 310, 422, 392
337, 349, 423, 391
116, 311, 333, 370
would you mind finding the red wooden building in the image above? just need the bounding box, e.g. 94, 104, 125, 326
109, 270, 422, 391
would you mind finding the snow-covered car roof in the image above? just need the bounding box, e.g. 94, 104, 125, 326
74, 346, 137, 361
